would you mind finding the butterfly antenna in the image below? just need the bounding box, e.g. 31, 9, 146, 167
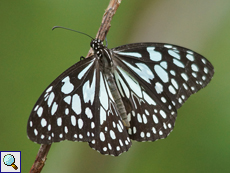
52, 26, 94, 40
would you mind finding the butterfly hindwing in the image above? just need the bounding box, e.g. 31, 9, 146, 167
88, 72, 131, 156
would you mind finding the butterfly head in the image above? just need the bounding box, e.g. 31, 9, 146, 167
90, 39, 104, 58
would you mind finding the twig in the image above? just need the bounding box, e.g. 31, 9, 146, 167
86, 0, 121, 58
29, 0, 121, 172
29, 144, 51, 173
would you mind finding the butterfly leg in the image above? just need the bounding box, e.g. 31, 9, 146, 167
80, 56, 85, 60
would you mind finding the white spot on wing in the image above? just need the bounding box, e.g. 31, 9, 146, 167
100, 132, 105, 141
61, 76, 74, 94
152, 127, 156, 134
181, 73, 188, 81
160, 61, 167, 69
65, 126, 68, 133
117, 66, 142, 98
37, 107, 43, 117
117, 123, 123, 133
168, 50, 180, 59
133, 126, 137, 134
99, 72, 109, 110
170, 70, 176, 76
51, 102, 58, 115
154, 65, 169, 83
159, 130, 163, 135
171, 78, 178, 90
34, 129, 38, 136
100, 106, 106, 125
143, 91, 156, 105
71, 115, 76, 126
155, 82, 163, 94
78, 118, 83, 129
64, 96, 71, 104
104, 78, 114, 101
168, 85, 176, 94
115, 51, 142, 58
191, 64, 199, 72
143, 114, 147, 124
152, 114, 158, 124
91, 122, 95, 129
147, 47, 162, 61
173, 59, 185, 68
82, 69, 96, 105
47, 92, 55, 107
85, 107, 93, 119
186, 54, 194, 61
202, 58, 206, 64
57, 117, 62, 126
78, 61, 94, 79
41, 118, 47, 127
137, 113, 142, 123
140, 132, 145, 138
30, 121, 33, 127
160, 110, 167, 119
72, 94, 81, 115
164, 44, 172, 48
34, 105, 39, 111
46, 86, 53, 93
110, 130, 116, 139
122, 61, 154, 83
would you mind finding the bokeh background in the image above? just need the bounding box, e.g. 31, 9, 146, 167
0, 0, 229, 172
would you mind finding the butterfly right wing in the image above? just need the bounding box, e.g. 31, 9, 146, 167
27, 56, 100, 144
27, 55, 131, 156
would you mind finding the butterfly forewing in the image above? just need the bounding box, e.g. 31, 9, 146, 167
27, 56, 99, 143
112, 43, 214, 109
112, 43, 214, 141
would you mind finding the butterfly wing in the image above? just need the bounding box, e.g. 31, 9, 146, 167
112, 43, 214, 141
27, 56, 99, 143
27, 55, 131, 156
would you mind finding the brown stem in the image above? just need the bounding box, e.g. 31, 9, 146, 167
29, 0, 121, 172
86, 0, 121, 58
29, 144, 51, 173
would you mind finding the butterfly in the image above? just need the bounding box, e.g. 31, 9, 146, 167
27, 34, 214, 156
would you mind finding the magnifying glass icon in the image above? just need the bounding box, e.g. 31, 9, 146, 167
3, 154, 18, 170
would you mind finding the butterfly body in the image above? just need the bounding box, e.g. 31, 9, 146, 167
27, 38, 214, 156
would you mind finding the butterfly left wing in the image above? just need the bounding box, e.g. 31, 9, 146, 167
111, 43, 214, 141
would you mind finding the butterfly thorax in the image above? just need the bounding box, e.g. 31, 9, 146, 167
90, 39, 114, 74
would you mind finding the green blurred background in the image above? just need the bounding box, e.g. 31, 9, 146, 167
0, 0, 229, 172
